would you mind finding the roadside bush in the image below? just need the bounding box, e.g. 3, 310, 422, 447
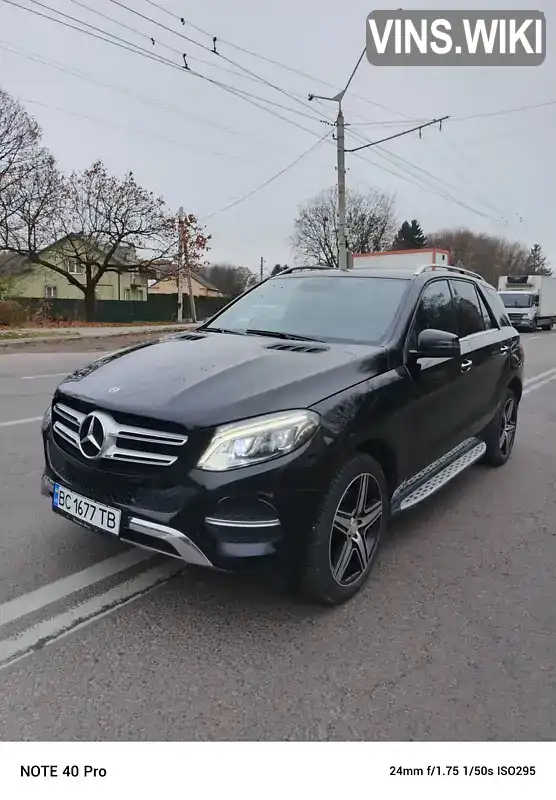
0, 300, 27, 326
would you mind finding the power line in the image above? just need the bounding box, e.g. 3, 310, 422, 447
20, 97, 262, 164
346, 117, 449, 153
3, 1, 522, 224
452, 99, 556, 121
4, 0, 328, 139
201, 132, 332, 221
141, 0, 404, 119
107, 0, 334, 124
66, 0, 313, 97
0, 41, 329, 160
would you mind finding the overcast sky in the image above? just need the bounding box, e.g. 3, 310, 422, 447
0, 0, 554, 275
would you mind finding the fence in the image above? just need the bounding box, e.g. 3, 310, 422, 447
13, 294, 230, 324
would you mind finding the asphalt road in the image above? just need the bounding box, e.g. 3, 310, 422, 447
0, 334, 556, 740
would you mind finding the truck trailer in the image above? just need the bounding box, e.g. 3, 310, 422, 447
352, 248, 450, 270
498, 275, 556, 331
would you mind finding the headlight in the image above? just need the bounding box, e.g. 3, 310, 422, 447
42, 404, 52, 432
197, 410, 320, 471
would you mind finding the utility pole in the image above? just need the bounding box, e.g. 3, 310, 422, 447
183, 214, 197, 324
260, 256, 264, 281
309, 49, 365, 270
177, 207, 184, 323
336, 104, 348, 272
307, 92, 348, 270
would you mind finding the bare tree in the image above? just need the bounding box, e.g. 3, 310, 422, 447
292, 185, 397, 268
427, 228, 533, 286
199, 263, 257, 297
1, 159, 176, 320
0, 88, 41, 227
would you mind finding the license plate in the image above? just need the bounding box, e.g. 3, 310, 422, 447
52, 484, 121, 535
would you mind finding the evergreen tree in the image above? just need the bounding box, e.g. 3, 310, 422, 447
392, 219, 427, 250
271, 263, 287, 276
526, 244, 551, 276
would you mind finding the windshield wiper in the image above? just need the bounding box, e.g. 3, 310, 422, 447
201, 327, 246, 335
244, 329, 323, 342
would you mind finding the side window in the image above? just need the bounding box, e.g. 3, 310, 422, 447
482, 285, 512, 328
451, 280, 485, 338
476, 287, 497, 330
409, 279, 457, 349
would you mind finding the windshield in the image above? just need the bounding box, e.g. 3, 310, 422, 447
499, 292, 534, 309
203, 275, 409, 344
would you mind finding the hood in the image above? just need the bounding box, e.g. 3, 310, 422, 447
55, 332, 385, 428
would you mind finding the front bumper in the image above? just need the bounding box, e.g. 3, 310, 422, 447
42, 425, 325, 571
41, 474, 214, 567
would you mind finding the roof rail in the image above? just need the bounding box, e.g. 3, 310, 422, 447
278, 265, 332, 275
414, 263, 486, 283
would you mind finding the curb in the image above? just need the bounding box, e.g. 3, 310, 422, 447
0, 325, 194, 349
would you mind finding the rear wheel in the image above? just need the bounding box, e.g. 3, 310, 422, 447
299, 454, 388, 606
481, 389, 518, 467
541, 322, 552, 331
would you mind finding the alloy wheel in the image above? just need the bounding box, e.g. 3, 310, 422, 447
499, 396, 517, 457
329, 473, 383, 586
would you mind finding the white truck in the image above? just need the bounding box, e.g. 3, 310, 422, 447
498, 275, 556, 331
352, 247, 450, 270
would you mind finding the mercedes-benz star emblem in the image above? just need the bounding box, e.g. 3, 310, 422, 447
78, 413, 105, 459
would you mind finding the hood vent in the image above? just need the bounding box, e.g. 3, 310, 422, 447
174, 333, 207, 341
266, 342, 329, 354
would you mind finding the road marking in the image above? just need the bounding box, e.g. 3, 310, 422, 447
0, 415, 42, 429
21, 372, 69, 380
0, 549, 151, 628
0, 561, 184, 671
524, 373, 556, 396
524, 366, 556, 387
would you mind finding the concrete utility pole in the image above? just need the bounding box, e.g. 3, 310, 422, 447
177, 207, 184, 323
336, 105, 348, 272
309, 49, 365, 270
183, 215, 197, 324
260, 256, 264, 281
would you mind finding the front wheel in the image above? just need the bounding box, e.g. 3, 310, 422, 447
481, 389, 519, 467
299, 454, 388, 606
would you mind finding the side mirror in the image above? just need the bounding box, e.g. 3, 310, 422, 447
413, 328, 461, 359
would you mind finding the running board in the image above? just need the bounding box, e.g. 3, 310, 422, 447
398, 441, 487, 512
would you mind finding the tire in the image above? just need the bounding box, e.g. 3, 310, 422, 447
481, 388, 519, 467
541, 322, 552, 331
299, 453, 389, 606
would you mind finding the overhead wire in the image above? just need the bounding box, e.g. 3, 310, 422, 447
4, 0, 539, 224
66, 0, 318, 98
141, 0, 405, 119
201, 132, 333, 221
4, 0, 330, 139
19, 97, 264, 164
107, 0, 335, 124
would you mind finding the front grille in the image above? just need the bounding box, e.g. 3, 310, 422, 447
52, 401, 188, 468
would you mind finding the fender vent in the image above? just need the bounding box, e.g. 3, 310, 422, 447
266, 343, 329, 354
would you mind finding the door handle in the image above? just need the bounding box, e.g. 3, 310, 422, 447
500, 345, 510, 353
461, 359, 473, 373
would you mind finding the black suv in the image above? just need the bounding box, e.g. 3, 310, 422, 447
41, 265, 524, 605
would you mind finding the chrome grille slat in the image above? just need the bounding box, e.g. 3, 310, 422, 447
53, 420, 80, 447
55, 403, 85, 426
52, 401, 187, 468
116, 425, 187, 447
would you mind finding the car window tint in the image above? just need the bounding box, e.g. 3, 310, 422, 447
482, 284, 512, 327
451, 280, 485, 338
410, 279, 457, 348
